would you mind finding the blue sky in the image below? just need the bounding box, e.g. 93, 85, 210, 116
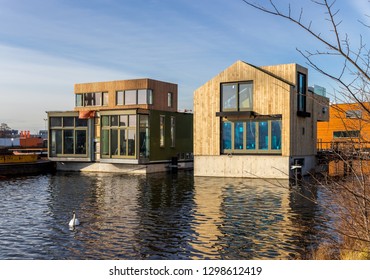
1, 0, 369, 132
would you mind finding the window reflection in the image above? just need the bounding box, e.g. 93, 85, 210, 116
234, 122, 244, 150
222, 122, 232, 150
246, 122, 256, 150
258, 121, 268, 150
271, 120, 282, 150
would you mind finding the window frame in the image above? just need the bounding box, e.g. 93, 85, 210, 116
76, 92, 108, 107
345, 110, 362, 119
221, 119, 282, 154
333, 130, 360, 138
100, 114, 137, 159
49, 117, 88, 157
297, 72, 307, 113
221, 81, 253, 112
116, 89, 153, 106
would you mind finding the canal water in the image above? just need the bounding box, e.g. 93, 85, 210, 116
0, 171, 330, 260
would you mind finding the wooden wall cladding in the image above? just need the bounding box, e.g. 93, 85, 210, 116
74, 78, 178, 112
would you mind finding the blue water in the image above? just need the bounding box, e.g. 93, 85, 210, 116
0, 171, 328, 259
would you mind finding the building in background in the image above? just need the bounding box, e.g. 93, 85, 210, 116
193, 60, 329, 178
317, 102, 370, 151
47, 78, 193, 173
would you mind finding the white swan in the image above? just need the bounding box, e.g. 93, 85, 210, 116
69, 211, 80, 227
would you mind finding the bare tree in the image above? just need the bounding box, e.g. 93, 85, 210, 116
241, 0, 370, 259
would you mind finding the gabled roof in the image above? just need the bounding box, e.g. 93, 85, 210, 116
241, 60, 296, 87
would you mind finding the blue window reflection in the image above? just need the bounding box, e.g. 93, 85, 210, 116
246, 122, 256, 150
234, 122, 244, 149
222, 122, 232, 150
271, 120, 282, 150
258, 121, 268, 150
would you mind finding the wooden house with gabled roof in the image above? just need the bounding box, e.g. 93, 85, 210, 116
193, 60, 329, 178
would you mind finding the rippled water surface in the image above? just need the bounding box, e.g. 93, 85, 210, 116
0, 171, 329, 259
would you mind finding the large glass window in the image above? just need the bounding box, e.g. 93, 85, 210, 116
222, 82, 253, 112
49, 116, 88, 157
101, 114, 137, 158
221, 119, 281, 154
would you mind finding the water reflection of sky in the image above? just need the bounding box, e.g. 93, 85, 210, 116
0, 172, 326, 259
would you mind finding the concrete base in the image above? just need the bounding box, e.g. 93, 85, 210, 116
55, 161, 193, 174
194, 155, 317, 179
194, 155, 290, 178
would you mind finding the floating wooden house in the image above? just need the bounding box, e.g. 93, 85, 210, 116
193, 60, 329, 178
47, 78, 193, 173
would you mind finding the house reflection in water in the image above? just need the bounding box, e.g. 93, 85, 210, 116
47, 172, 324, 259
191, 176, 322, 259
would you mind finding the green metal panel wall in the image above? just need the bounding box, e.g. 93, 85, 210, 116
149, 110, 193, 161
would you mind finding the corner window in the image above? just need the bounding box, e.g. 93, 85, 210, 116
221, 82, 253, 112
124, 90, 137, 105
297, 72, 307, 112
221, 119, 282, 154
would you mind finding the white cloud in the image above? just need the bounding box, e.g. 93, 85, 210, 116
0, 44, 134, 132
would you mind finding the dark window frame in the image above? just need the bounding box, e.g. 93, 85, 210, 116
221, 81, 253, 112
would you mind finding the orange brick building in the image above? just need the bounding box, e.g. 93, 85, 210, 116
317, 102, 370, 150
